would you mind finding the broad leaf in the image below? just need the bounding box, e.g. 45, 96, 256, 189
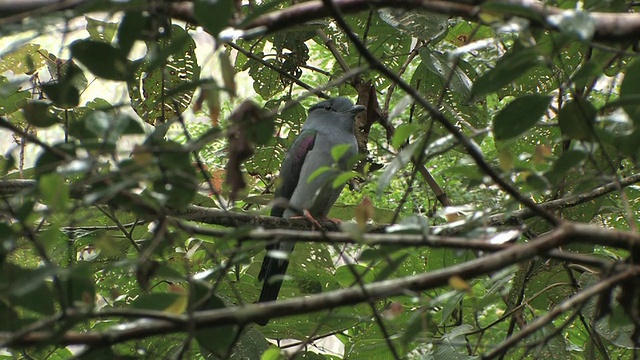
493, 95, 552, 140
70, 40, 131, 81
472, 47, 543, 99
194, 0, 233, 38
558, 97, 596, 140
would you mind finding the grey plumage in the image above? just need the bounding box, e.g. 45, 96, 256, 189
257, 97, 364, 324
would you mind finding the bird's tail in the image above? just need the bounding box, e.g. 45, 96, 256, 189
257, 249, 291, 325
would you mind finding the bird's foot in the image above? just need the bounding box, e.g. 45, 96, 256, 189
302, 210, 322, 229
290, 210, 323, 229
291, 211, 342, 230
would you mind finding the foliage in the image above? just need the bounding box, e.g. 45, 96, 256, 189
1, 0, 640, 359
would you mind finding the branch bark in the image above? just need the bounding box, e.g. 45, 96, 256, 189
2, 174, 639, 231
3, 0, 640, 42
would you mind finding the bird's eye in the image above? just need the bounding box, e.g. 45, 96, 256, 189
324, 105, 333, 111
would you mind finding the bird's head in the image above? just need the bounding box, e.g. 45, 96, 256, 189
309, 97, 365, 115
306, 97, 365, 131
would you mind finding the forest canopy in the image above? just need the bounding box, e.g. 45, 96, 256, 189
1, 0, 640, 359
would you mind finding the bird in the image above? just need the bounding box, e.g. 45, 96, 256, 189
257, 97, 365, 323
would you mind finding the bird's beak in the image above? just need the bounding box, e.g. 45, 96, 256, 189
349, 104, 366, 113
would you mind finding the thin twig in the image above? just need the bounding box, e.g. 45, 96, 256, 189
483, 268, 637, 359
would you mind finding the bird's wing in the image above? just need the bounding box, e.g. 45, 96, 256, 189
270, 129, 317, 217
257, 129, 316, 314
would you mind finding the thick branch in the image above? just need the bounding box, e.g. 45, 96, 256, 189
2, 223, 636, 347
2, 174, 639, 231
3, 0, 640, 42
176, 221, 640, 254
234, 0, 640, 42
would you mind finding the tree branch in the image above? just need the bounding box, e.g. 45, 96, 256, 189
483, 267, 638, 359
487, 173, 640, 225
2, 173, 640, 231
4, 0, 640, 43
2, 223, 636, 347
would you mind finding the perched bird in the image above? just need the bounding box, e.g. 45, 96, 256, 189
257, 97, 365, 322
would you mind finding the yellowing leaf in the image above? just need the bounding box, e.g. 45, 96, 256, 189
219, 51, 236, 97
355, 196, 374, 231
194, 84, 221, 127
209, 168, 225, 194
260, 347, 282, 360
132, 145, 153, 166
449, 276, 471, 292
164, 284, 188, 314
445, 212, 463, 223
533, 144, 552, 165
382, 302, 404, 319
478, 11, 501, 24
498, 148, 514, 172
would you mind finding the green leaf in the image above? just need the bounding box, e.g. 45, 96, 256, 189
117, 11, 148, 55
401, 310, 432, 345
194, 0, 233, 37
332, 171, 359, 188
21, 100, 58, 127
526, 263, 573, 310
118, 113, 145, 135
70, 39, 131, 81
34, 142, 76, 178
376, 140, 420, 196
193, 284, 239, 357
472, 47, 543, 99
247, 117, 275, 146
280, 101, 306, 131
392, 123, 420, 149
432, 324, 475, 358
380, 9, 449, 40
616, 127, 640, 159
260, 347, 282, 360
331, 144, 353, 162
132, 293, 183, 311
38, 57, 85, 109
41, 82, 80, 109
84, 110, 113, 138
374, 253, 410, 282
420, 48, 473, 99
0, 78, 29, 115
544, 149, 587, 184
85, 16, 118, 43
60, 263, 96, 308
248, 56, 285, 99
570, 62, 601, 90
151, 140, 197, 209
0, 43, 48, 74
493, 95, 552, 140
620, 60, 640, 124
0, 263, 56, 298
307, 166, 333, 184
0, 302, 20, 331
128, 25, 200, 124
39, 173, 70, 212
334, 265, 374, 287
558, 97, 596, 140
